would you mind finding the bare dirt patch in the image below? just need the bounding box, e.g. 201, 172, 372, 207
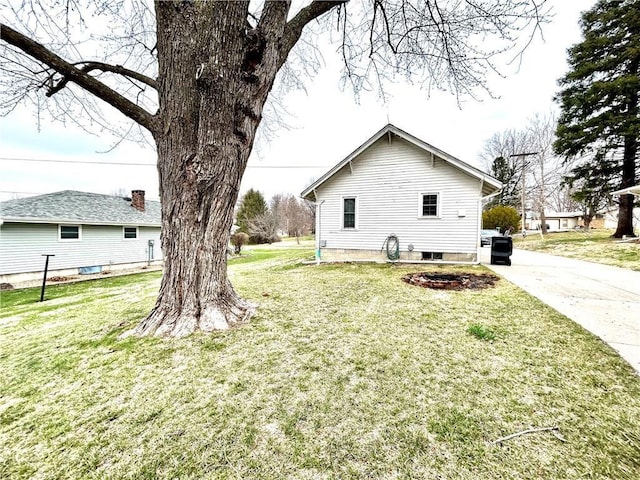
47, 276, 77, 282
402, 272, 499, 290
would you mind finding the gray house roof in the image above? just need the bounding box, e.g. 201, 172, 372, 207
301, 123, 502, 200
0, 190, 161, 226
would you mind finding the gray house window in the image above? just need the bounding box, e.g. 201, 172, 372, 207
59, 225, 81, 241
123, 226, 138, 239
420, 193, 439, 217
343, 197, 356, 229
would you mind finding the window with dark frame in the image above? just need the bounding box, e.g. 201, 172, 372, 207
421, 194, 438, 217
343, 197, 356, 228
124, 227, 138, 239
59, 225, 80, 240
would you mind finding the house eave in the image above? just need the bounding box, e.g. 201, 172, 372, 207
612, 185, 640, 196
300, 123, 502, 199
0, 216, 161, 227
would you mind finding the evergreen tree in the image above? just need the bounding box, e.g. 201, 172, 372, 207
488, 156, 520, 209
236, 189, 268, 237
554, 0, 639, 237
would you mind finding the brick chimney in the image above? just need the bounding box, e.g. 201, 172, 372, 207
131, 190, 145, 212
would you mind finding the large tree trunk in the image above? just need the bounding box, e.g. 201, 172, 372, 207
613, 133, 638, 238
134, 2, 282, 336
583, 208, 593, 230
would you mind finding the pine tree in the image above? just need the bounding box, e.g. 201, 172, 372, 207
554, 0, 640, 237
236, 189, 268, 240
488, 156, 520, 209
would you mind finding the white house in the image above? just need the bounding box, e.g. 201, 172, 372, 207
528, 211, 585, 231
301, 124, 502, 263
0, 190, 162, 284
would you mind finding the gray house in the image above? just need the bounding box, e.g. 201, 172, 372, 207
0, 190, 162, 283
301, 124, 502, 263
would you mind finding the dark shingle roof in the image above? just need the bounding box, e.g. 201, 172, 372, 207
0, 190, 161, 226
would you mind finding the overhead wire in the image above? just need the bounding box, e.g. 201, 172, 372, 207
0, 157, 327, 168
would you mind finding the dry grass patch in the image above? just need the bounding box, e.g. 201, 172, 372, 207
1, 249, 639, 479
514, 229, 640, 270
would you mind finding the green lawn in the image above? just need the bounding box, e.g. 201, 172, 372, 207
514, 229, 640, 271
1, 248, 639, 479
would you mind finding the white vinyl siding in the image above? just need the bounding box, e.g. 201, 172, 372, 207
315, 136, 481, 255
0, 223, 162, 275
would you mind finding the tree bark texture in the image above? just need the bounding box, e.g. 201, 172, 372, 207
135, 2, 295, 336
613, 132, 638, 238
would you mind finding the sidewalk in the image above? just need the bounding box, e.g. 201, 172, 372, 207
480, 247, 640, 374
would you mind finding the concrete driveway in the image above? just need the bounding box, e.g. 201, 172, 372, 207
480, 247, 640, 374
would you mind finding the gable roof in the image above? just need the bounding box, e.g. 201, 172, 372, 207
301, 124, 502, 200
0, 190, 161, 226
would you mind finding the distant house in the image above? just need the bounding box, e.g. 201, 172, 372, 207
301, 124, 502, 263
0, 190, 162, 283
528, 212, 585, 231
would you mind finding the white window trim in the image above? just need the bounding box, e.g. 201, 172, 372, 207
418, 192, 441, 219
123, 226, 139, 240
58, 224, 82, 242
341, 195, 358, 230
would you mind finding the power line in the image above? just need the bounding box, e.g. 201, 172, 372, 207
0, 190, 44, 196
1, 157, 154, 166
0, 157, 326, 168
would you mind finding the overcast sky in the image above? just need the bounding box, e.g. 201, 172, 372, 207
0, 1, 596, 203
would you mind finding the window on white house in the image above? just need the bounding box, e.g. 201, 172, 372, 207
123, 226, 138, 239
59, 225, 81, 241
343, 197, 356, 228
420, 193, 439, 217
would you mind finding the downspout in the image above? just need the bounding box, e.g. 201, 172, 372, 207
315, 198, 325, 265
477, 179, 483, 263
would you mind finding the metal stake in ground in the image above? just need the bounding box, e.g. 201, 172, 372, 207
40, 254, 55, 302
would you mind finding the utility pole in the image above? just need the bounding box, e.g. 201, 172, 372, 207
510, 152, 538, 234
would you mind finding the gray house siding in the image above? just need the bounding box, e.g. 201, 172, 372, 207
0, 222, 162, 275
315, 136, 482, 261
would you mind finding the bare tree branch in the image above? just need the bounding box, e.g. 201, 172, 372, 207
0, 23, 157, 133
279, 0, 346, 67
259, 0, 292, 30
47, 61, 158, 97
491, 426, 564, 445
